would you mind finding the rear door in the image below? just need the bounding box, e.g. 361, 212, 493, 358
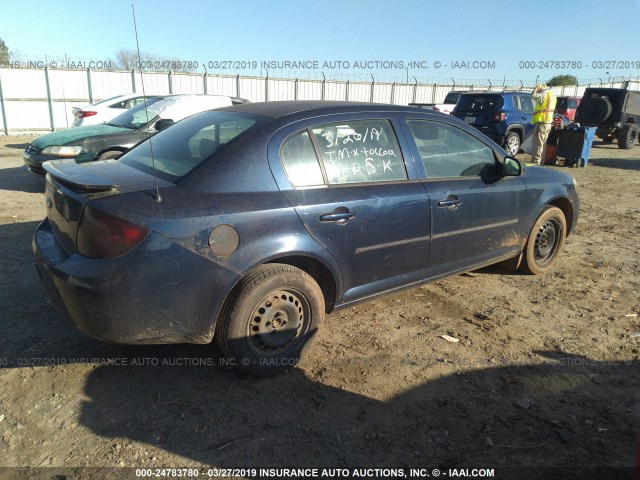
268, 114, 431, 302
513, 94, 535, 146
399, 116, 527, 277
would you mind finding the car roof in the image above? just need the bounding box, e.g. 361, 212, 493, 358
144, 94, 233, 120
459, 90, 525, 95
220, 100, 434, 119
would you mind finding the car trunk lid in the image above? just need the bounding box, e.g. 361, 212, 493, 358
43, 159, 172, 256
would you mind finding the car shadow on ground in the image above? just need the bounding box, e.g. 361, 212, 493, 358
0, 166, 46, 193
74, 347, 637, 476
588, 157, 640, 171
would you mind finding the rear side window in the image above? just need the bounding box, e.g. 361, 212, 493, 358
567, 99, 578, 109
310, 119, 407, 184
407, 120, 496, 178
516, 95, 534, 113
279, 119, 407, 187
281, 131, 324, 187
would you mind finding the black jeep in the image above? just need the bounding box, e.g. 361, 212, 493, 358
574, 87, 640, 149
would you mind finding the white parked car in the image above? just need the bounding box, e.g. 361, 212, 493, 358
25, 94, 246, 174
71, 93, 152, 127
409, 91, 467, 115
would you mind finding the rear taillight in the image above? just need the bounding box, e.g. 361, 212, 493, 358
433, 107, 440, 112
77, 206, 149, 259
76, 111, 97, 119
490, 112, 506, 122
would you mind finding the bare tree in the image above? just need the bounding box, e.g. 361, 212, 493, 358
114, 48, 139, 70
114, 47, 196, 73
0, 38, 10, 63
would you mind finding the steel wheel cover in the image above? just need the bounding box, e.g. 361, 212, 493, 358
247, 289, 308, 355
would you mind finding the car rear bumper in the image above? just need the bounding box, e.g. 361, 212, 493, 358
33, 218, 240, 345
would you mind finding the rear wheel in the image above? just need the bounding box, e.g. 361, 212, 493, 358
215, 264, 324, 377
618, 124, 638, 149
519, 206, 566, 275
504, 132, 521, 156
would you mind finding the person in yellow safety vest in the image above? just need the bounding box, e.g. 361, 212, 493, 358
530, 83, 557, 165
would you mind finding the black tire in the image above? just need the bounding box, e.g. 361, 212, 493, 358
215, 264, 324, 377
580, 97, 612, 125
519, 206, 567, 275
617, 124, 638, 149
97, 150, 123, 160
504, 131, 521, 156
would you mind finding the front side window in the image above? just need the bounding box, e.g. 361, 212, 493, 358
310, 119, 407, 184
107, 97, 166, 129
407, 120, 497, 178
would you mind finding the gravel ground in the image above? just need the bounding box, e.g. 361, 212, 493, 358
0, 134, 638, 479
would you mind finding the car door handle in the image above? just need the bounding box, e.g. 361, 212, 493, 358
320, 212, 356, 222
437, 199, 462, 207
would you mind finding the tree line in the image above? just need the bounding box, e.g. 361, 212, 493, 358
0, 39, 197, 73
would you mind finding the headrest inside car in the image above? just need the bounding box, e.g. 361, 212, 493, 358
411, 122, 440, 140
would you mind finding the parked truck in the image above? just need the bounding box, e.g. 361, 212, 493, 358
409, 90, 466, 114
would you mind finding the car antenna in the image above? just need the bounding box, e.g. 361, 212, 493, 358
132, 3, 162, 203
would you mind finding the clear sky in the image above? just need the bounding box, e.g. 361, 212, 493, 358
2, 0, 639, 85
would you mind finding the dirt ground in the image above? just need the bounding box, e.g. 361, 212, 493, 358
0, 134, 638, 480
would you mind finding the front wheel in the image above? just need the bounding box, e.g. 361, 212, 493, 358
96, 150, 123, 160
504, 132, 521, 156
215, 264, 324, 377
519, 206, 567, 275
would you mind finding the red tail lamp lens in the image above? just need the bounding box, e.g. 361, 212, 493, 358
77, 206, 149, 258
76, 111, 98, 118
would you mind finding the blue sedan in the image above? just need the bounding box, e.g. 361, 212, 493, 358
33, 101, 579, 376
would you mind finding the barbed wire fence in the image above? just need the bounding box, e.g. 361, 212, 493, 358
0, 64, 639, 134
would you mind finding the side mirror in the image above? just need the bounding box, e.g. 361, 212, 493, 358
502, 156, 521, 176
154, 118, 175, 131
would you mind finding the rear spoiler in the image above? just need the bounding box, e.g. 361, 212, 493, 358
43, 159, 117, 192
43, 158, 173, 193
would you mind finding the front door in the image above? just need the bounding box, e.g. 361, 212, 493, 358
401, 117, 527, 277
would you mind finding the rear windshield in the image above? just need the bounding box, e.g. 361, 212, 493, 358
443, 92, 462, 104
118, 111, 267, 181
456, 94, 503, 112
